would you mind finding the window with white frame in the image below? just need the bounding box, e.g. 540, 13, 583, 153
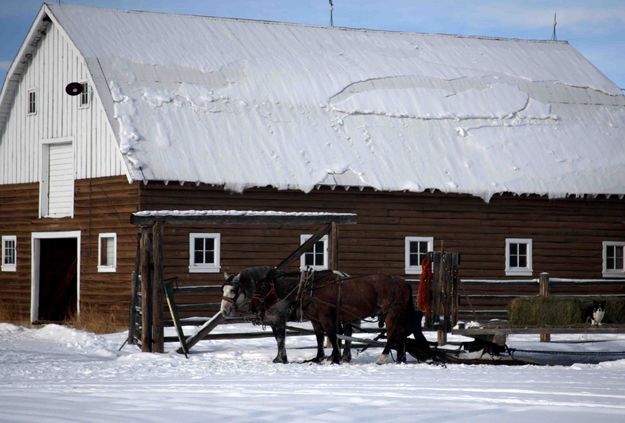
603, 241, 625, 277
27, 89, 36, 115
1, 236, 17, 272
405, 236, 433, 274
505, 238, 533, 276
189, 233, 221, 273
98, 233, 117, 272
300, 234, 328, 271
79, 82, 90, 108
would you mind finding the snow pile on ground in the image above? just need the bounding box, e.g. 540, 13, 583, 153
2, 322, 625, 422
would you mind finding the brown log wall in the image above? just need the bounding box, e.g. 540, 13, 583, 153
140, 183, 625, 286
0, 176, 138, 321
2, 177, 624, 324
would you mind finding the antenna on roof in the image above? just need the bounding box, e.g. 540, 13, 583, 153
329, 0, 334, 27
552, 12, 557, 41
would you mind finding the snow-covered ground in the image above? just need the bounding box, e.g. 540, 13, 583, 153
2, 322, 625, 422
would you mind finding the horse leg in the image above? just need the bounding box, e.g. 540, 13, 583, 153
341, 322, 352, 363
311, 320, 326, 363
271, 323, 288, 364
396, 339, 407, 363
377, 342, 392, 365
326, 327, 342, 364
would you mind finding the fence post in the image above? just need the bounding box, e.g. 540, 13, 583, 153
539, 272, 551, 342
152, 221, 165, 353
140, 226, 153, 352
329, 221, 339, 270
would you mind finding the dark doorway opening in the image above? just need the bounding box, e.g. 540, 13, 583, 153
38, 238, 78, 322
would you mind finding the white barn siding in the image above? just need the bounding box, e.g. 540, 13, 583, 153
0, 21, 124, 185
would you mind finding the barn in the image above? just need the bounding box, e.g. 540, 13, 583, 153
1, 3, 625, 325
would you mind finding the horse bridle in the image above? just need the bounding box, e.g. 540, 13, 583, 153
222, 276, 243, 312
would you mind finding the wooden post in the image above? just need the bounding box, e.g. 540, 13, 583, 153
329, 221, 339, 270
539, 272, 550, 297
127, 232, 142, 345
430, 252, 448, 344
140, 226, 153, 352
128, 271, 139, 345
152, 221, 165, 353
539, 272, 551, 343
451, 253, 460, 328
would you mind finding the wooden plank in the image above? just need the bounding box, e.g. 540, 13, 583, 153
140, 226, 152, 352
276, 223, 332, 271
453, 325, 625, 336
177, 311, 225, 354
152, 221, 164, 352
164, 280, 188, 357
127, 270, 139, 345
172, 285, 223, 294
329, 221, 338, 270
131, 212, 357, 226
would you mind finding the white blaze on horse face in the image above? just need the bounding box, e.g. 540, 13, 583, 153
220, 285, 237, 316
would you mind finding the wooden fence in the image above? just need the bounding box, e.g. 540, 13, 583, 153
128, 270, 625, 352
457, 276, 625, 322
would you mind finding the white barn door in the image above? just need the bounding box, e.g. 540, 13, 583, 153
40, 140, 74, 218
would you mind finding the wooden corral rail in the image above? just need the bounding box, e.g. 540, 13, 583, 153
128, 209, 357, 353
457, 277, 625, 322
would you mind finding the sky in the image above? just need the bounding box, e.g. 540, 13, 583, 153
1, 0, 624, 90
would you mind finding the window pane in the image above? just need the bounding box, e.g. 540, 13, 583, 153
194, 251, 204, 264
194, 238, 204, 252
616, 246, 624, 270
607, 256, 615, 270
518, 243, 527, 255
304, 252, 314, 266
410, 242, 419, 254
204, 251, 214, 264
509, 255, 518, 268
409, 253, 419, 267
510, 243, 518, 256
81, 83, 89, 105
28, 91, 36, 113
518, 255, 527, 268
4, 240, 16, 265
315, 251, 324, 266
100, 238, 109, 266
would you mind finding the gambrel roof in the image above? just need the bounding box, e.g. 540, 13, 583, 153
2, 3, 625, 201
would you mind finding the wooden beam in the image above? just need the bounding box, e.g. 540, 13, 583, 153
152, 222, 165, 353
275, 223, 332, 271
329, 221, 339, 270
131, 212, 357, 226
139, 226, 153, 352
164, 280, 188, 357
177, 311, 225, 354
127, 231, 141, 345
539, 272, 551, 342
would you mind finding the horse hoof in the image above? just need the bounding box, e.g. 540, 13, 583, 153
376, 354, 389, 365
273, 356, 288, 364
341, 355, 352, 363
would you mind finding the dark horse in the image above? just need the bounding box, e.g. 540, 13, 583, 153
260, 269, 427, 364
221, 266, 355, 364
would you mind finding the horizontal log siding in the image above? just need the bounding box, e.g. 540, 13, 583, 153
0, 176, 137, 321
140, 184, 625, 287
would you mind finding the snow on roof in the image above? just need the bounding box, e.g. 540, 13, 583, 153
46, 4, 625, 201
